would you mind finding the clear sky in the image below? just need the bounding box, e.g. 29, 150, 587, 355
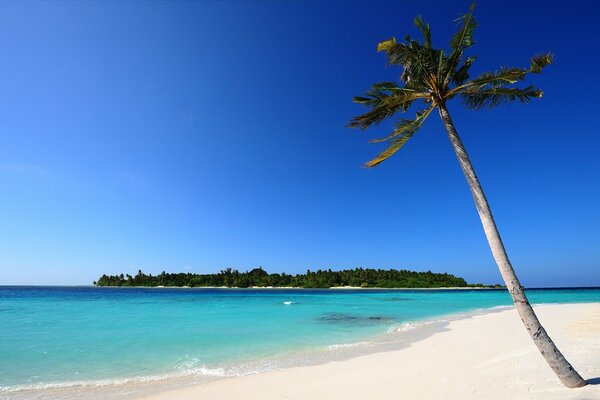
0, 1, 598, 287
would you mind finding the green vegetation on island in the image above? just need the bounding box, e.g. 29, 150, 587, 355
94, 267, 499, 289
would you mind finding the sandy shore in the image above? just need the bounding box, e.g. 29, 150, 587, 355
137, 303, 600, 400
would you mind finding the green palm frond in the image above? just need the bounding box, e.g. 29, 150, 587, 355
415, 15, 443, 82
530, 53, 554, 73
364, 136, 412, 168
436, 49, 447, 86
445, 2, 477, 85
449, 54, 553, 97
377, 34, 438, 91
372, 81, 402, 90
461, 86, 543, 110
454, 67, 528, 92
352, 81, 403, 106
364, 106, 434, 168
369, 106, 434, 143
349, 86, 429, 130
451, 56, 476, 85
377, 37, 412, 67
449, 4, 477, 52
414, 15, 432, 48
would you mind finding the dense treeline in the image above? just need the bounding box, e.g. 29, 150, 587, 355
94, 268, 498, 288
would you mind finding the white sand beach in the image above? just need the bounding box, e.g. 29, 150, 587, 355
138, 303, 600, 400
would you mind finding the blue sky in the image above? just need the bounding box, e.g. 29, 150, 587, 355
0, 1, 598, 286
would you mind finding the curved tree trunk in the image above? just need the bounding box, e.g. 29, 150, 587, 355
437, 103, 587, 388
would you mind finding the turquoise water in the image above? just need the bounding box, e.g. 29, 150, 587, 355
1, 286, 599, 394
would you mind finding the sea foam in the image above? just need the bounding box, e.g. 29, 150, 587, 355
327, 341, 370, 350
0, 366, 227, 393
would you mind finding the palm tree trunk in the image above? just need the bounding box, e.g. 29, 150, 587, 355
437, 103, 587, 388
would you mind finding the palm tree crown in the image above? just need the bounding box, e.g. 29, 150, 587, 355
349, 3, 552, 167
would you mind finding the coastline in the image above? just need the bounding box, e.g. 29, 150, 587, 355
134, 302, 600, 400
7, 302, 599, 400
1, 301, 468, 400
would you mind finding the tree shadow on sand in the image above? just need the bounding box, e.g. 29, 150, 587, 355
586, 377, 600, 385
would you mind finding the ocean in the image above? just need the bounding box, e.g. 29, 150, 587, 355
1, 286, 599, 399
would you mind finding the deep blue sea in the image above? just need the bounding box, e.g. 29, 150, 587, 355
1, 286, 599, 398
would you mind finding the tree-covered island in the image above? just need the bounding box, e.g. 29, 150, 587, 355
94, 267, 500, 289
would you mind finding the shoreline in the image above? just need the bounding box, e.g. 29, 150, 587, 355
135, 302, 600, 400
6, 301, 600, 400
2, 304, 467, 399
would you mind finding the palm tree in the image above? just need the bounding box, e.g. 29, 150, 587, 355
349, 4, 587, 388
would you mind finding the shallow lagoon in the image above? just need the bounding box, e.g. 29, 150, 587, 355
1, 286, 599, 398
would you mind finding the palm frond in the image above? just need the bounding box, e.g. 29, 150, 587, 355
377, 37, 413, 66
414, 15, 431, 48
352, 81, 401, 106
436, 49, 447, 86
461, 86, 543, 110
445, 2, 477, 85
377, 37, 397, 53
530, 52, 554, 73
364, 106, 434, 168
449, 52, 553, 97
449, 3, 477, 53
470, 67, 527, 87
377, 35, 438, 90
349, 86, 428, 130
451, 56, 476, 85
448, 67, 528, 97
369, 106, 434, 143
370, 81, 406, 92
364, 136, 412, 168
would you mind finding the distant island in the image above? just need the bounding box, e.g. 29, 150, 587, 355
94, 268, 500, 289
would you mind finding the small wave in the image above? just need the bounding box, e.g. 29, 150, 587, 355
0, 366, 226, 393
482, 305, 513, 311
394, 323, 417, 332
282, 301, 294, 305
388, 319, 439, 333
327, 341, 370, 350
